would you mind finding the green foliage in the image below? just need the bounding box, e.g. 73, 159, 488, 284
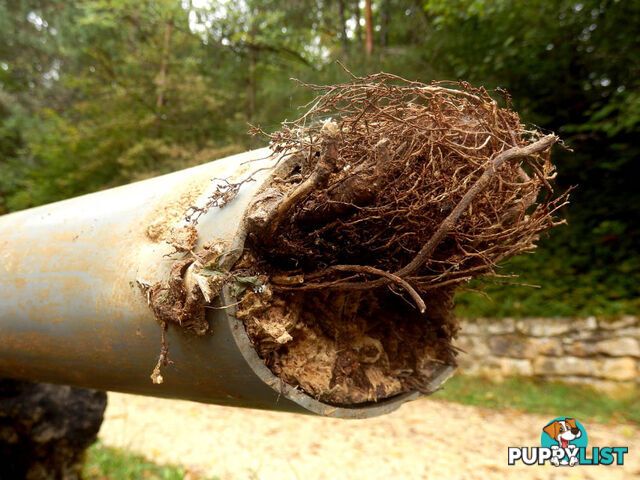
432, 374, 640, 426
1, 0, 638, 316
418, 0, 640, 317
1, 0, 253, 210
455, 219, 640, 318
84, 441, 220, 480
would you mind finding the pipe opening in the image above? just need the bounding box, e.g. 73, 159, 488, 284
236, 282, 458, 406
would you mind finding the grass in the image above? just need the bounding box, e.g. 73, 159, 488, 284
84, 442, 219, 480
431, 374, 640, 425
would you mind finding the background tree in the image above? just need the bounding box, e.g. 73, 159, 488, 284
1, 0, 638, 316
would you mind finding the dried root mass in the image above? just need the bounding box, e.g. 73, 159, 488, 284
237, 73, 568, 405
148, 72, 568, 405
255, 74, 566, 288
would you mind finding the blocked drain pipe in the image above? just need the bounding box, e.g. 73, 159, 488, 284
0, 149, 454, 418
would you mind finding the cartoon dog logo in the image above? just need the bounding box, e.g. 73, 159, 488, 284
542, 418, 583, 466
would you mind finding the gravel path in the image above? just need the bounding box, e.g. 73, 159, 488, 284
99, 393, 639, 479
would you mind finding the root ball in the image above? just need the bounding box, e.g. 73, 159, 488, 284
238, 73, 567, 405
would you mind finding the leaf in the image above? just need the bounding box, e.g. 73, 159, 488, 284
199, 259, 225, 277
231, 275, 262, 297
235, 275, 261, 286
200, 267, 226, 277
231, 281, 247, 297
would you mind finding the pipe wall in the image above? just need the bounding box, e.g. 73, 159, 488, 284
0, 149, 418, 418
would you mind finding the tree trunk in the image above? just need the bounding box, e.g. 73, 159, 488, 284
354, 0, 362, 46
248, 49, 256, 123
337, 0, 349, 56
248, 15, 258, 123
413, 0, 429, 32
380, 0, 389, 50
365, 0, 373, 57
156, 20, 173, 108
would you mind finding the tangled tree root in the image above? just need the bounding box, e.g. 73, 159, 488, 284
238, 73, 567, 404
149, 71, 568, 405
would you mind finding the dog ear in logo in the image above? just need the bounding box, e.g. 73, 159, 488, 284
543, 421, 560, 441
565, 418, 578, 430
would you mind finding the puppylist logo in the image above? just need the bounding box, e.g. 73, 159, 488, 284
508, 417, 629, 467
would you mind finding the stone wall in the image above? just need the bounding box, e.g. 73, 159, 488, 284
455, 316, 639, 392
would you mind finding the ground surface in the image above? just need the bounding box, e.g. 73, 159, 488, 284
99, 392, 639, 480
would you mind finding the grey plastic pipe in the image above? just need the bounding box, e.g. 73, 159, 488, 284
0, 148, 454, 418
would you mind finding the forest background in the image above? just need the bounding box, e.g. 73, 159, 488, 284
1, 0, 638, 318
